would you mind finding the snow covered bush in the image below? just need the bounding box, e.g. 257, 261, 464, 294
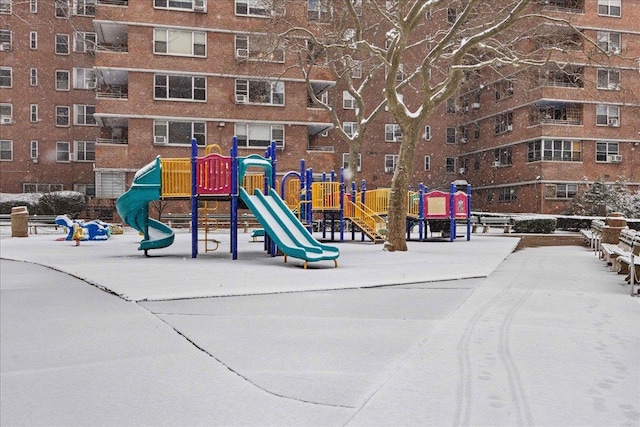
566, 177, 639, 219
38, 191, 86, 217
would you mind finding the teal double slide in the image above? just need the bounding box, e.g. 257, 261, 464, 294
240, 187, 339, 268
116, 157, 175, 254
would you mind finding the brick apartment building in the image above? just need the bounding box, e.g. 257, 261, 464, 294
1, 0, 639, 216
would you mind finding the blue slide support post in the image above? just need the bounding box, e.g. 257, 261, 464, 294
339, 168, 345, 243
306, 168, 313, 231
360, 180, 366, 242
449, 183, 456, 242
467, 184, 472, 241
190, 138, 198, 258
231, 136, 238, 260
418, 183, 425, 241
350, 181, 356, 241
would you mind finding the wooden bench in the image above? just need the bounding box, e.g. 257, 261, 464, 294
0, 214, 61, 234
600, 228, 637, 271
477, 216, 513, 233
613, 232, 640, 282
580, 219, 604, 254
160, 213, 259, 232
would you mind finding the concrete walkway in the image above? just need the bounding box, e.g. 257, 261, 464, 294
1, 229, 638, 426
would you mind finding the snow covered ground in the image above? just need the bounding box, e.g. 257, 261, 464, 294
1, 227, 638, 426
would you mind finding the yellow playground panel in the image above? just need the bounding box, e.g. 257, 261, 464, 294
283, 178, 301, 210
311, 182, 341, 210
362, 188, 390, 215
160, 158, 191, 198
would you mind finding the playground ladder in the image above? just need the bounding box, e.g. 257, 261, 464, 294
345, 200, 387, 242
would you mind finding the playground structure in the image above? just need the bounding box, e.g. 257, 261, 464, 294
55, 215, 112, 241
115, 137, 339, 268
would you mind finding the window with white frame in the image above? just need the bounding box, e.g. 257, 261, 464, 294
350, 60, 362, 78
74, 183, 96, 197
424, 155, 430, 171
446, 127, 456, 144
596, 104, 620, 126
30, 104, 38, 123
24, 183, 63, 193
596, 68, 620, 90
546, 183, 578, 199
55, 0, 69, 17
527, 139, 582, 162
154, 0, 206, 11
75, 141, 95, 162
55, 70, 70, 90
30, 140, 38, 159
494, 147, 512, 166
56, 106, 70, 126
154, 28, 206, 57
235, 0, 282, 17
494, 111, 513, 134
56, 142, 70, 162
154, 74, 206, 101
597, 0, 620, 16
0, 29, 12, 51
343, 91, 355, 109
234, 34, 284, 62
342, 153, 361, 172
30, 0, 37, 13
0, 0, 11, 14
30, 31, 37, 49
498, 187, 517, 202
154, 120, 206, 146
597, 31, 621, 53
424, 125, 431, 141
0, 103, 12, 124
308, 0, 330, 22
55, 34, 69, 54
445, 157, 456, 174
0, 140, 12, 160
447, 7, 457, 23
385, 155, 398, 173
74, 104, 96, 126
596, 141, 619, 162
235, 123, 284, 149
446, 98, 456, 114
385, 124, 402, 142
343, 122, 357, 138
495, 79, 514, 101
74, 68, 96, 90
74, 31, 96, 53
96, 171, 125, 199
385, 64, 404, 82
72, 0, 95, 16
0, 67, 10, 87
235, 79, 284, 105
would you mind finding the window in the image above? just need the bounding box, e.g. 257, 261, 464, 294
424, 125, 431, 141
96, 171, 125, 199
56, 142, 71, 162
498, 187, 517, 202
0, 103, 12, 124
55, 70, 70, 90
74, 183, 96, 197
55, 34, 69, 55
73, 0, 96, 16
235, 0, 281, 17
24, 183, 64, 193
596, 104, 620, 126
0, 140, 12, 160
597, 31, 621, 53
0, 67, 11, 87
494, 147, 512, 166
75, 141, 95, 162
495, 79, 513, 101
0, 0, 11, 14
30, 141, 38, 159
446, 127, 456, 144
154, 29, 206, 57
474, 122, 480, 139
74, 68, 96, 90
534, 102, 582, 125
154, 0, 206, 11
342, 153, 361, 172
235, 79, 284, 105
447, 8, 457, 23
494, 111, 513, 134
385, 124, 402, 142
155, 74, 206, 101
596, 68, 620, 90
343, 91, 355, 109
30, 31, 37, 49
598, 0, 620, 17
154, 120, 206, 146
30, 0, 37, 13
596, 141, 619, 162
538, 65, 583, 87
235, 123, 284, 149
74, 104, 96, 126
308, 0, 330, 22
0, 29, 12, 51
74, 31, 96, 53
343, 122, 357, 138
30, 104, 38, 123
349, 60, 362, 78
445, 157, 456, 174
384, 155, 398, 173
446, 98, 456, 114
424, 156, 430, 171
459, 126, 468, 143
547, 183, 578, 199
234, 34, 284, 62
527, 139, 582, 162
55, 0, 69, 17
56, 106, 70, 126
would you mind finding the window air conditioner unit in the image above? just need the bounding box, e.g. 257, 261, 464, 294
460, 138, 468, 144
235, 94, 247, 104
608, 154, 622, 162
154, 136, 167, 145
506, 124, 513, 131
69, 152, 77, 162
394, 135, 402, 142
0, 43, 11, 51
472, 102, 480, 109
611, 47, 620, 54
0, 117, 12, 124
385, 167, 395, 173
86, 81, 96, 90
493, 161, 501, 168
608, 83, 620, 90
459, 167, 466, 174
194, 0, 206, 12
236, 48, 248, 59
608, 118, 619, 126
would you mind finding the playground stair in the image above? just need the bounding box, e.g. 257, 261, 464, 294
345, 201, 387, 243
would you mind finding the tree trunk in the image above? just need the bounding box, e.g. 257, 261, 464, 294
384, 126, 418, 252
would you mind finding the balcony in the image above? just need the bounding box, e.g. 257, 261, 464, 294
530, 102, 583, 126
97, 0, 128, 5
541, 0, 584, 13
94, 22, 128, 53
95, 117, 128, 145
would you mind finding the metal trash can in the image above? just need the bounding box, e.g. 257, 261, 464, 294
11, 206, 29, 237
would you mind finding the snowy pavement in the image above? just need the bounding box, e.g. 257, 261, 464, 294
1, 228, 639, 426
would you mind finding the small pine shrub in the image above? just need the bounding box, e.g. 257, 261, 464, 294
513, 217, 556, 234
